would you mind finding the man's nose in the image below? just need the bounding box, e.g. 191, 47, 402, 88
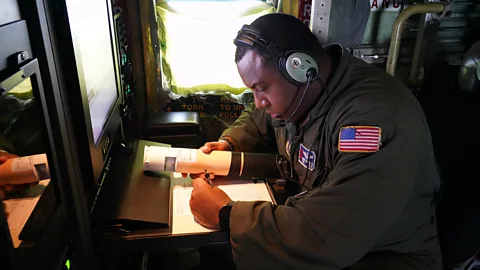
254, 95, 267, 109
253, 91, 269, 109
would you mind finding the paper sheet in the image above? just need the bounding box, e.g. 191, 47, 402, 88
173, 182, 263, 216
143, 146, 197, 172
171, 178, 274, 235
4, 179, 50, 248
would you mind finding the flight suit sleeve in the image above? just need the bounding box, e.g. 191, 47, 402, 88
229, 105, 424, 269
221, 104, 275, 152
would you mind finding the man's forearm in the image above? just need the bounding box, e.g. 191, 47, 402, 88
220, 106, 274, 152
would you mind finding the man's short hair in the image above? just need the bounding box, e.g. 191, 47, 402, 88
234, 13, 324, 65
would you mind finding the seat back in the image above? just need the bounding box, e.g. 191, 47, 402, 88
418, 61, 480, 269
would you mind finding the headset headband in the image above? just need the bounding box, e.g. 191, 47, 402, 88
234, 24, 283, 57
233, 24, 319, 86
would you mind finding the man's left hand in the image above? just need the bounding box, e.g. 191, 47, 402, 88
189, 178, 231, 229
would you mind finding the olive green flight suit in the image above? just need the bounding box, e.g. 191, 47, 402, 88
221, 44, 443, 270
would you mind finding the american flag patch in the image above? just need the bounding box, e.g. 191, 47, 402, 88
338, 126, 381, 153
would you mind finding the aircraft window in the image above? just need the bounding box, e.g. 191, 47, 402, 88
156, 0, 274, 96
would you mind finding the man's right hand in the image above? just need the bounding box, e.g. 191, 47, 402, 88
182, 140, 231, 179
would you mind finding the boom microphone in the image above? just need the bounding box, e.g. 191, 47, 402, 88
143, 146, 280, 179
273, 75, 314, 127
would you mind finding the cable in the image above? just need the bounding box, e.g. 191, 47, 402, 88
275, 155, 313, 191
278, 73, 333, 193
299, 74, 331, 191
279, 80, 311, 126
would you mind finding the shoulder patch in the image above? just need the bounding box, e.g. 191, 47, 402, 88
338, 126, 381, 153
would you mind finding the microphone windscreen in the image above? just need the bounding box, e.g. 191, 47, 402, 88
272, 119, 285, 127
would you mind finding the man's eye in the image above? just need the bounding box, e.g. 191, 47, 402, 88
258, 87, 267, 92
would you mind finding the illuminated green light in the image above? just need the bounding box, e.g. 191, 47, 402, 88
65, 259, 71, 270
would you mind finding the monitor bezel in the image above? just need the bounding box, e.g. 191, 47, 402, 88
64, 0, 124, 189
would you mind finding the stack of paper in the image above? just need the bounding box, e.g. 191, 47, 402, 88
171, 177, 273, 234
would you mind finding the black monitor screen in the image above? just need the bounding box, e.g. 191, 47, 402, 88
67, 0, 118, 144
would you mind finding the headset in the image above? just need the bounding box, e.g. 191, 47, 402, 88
234, 24, 319, 86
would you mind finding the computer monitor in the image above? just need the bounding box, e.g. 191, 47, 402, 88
71, 7, 118, 145
63, 0, 123, 189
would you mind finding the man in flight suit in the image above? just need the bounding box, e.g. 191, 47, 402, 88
189, 13, 443, 270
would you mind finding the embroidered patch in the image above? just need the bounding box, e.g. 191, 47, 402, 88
338, 126, 381, 153
298, 143, 316, 171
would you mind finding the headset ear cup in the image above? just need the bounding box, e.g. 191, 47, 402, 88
278, 57, 300, 86
282, 51, 319, 85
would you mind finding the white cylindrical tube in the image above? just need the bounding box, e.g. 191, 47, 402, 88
143, 146, 280, 178
143, 146, 231, 175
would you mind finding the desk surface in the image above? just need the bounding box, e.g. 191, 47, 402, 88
95, 173, 275, 252
4, 179, 50, 248
171, 173, 274, 235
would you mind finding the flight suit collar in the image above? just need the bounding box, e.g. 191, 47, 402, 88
307, 43, 354, 122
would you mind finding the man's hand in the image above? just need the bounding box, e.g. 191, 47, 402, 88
0, 152, 38, 190
0, 151, 17, 163
182, 140, 231, 178
1, 151, 19, 218
189, 178, 231, 229
200, 140, 231, 153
